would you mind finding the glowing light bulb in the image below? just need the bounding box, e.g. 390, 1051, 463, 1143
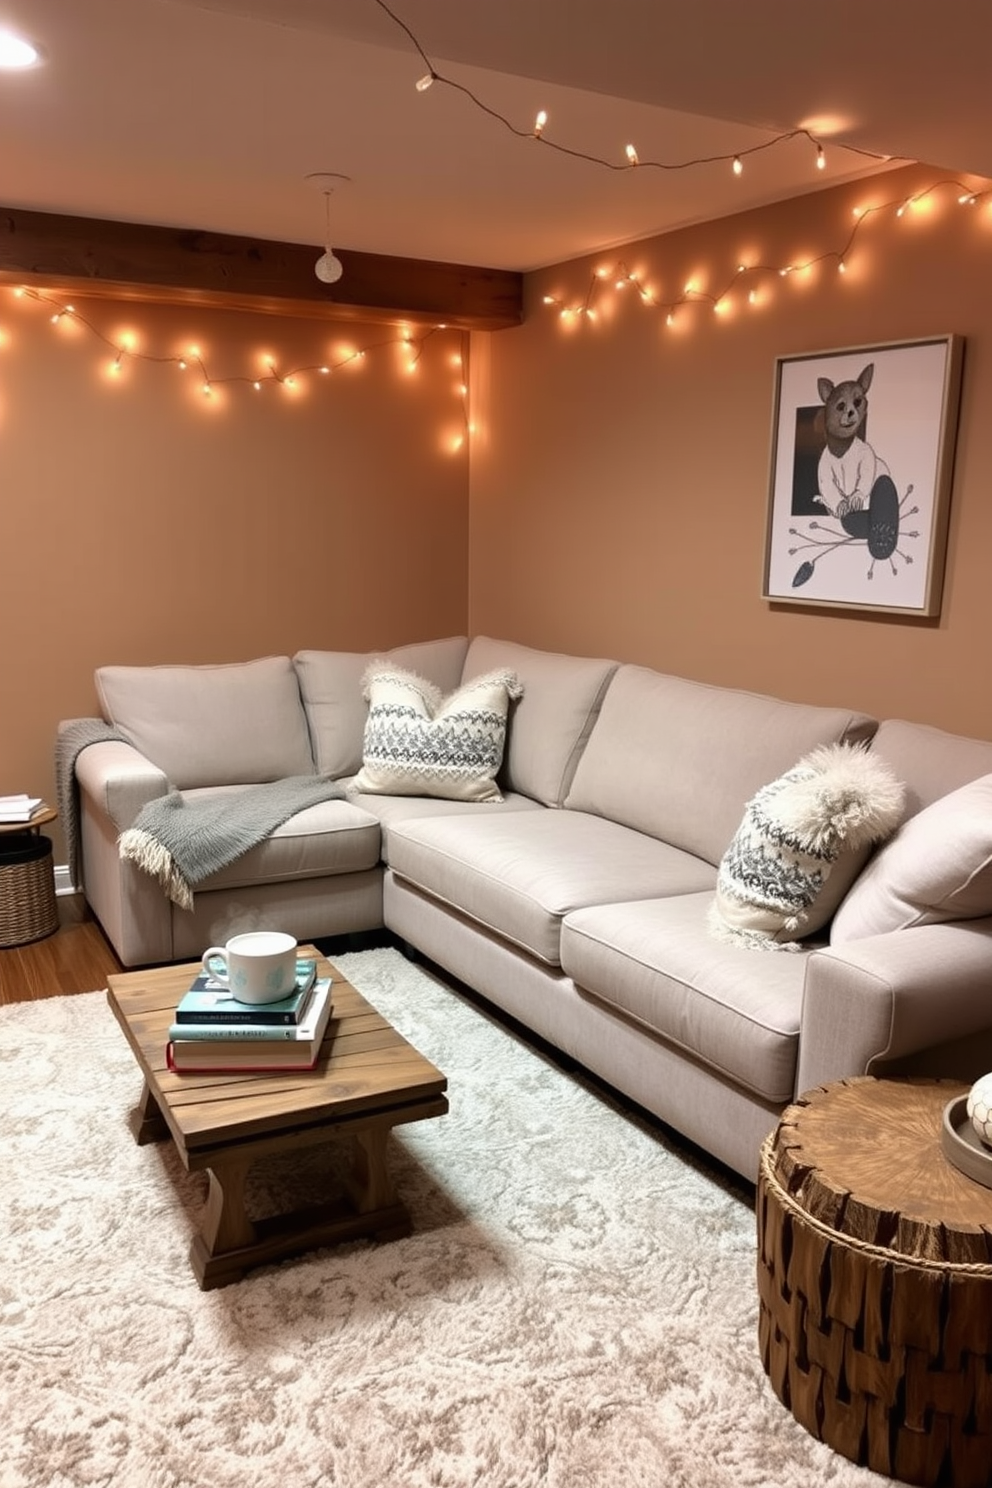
0, 30, 40, 68
534, 110, 547, 137
625, 143, 639, 166
416, 72, 434, 92
816, 145, 825, 170
732, 156, 743, 176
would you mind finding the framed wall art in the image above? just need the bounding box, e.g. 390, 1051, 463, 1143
762, 335, 964, 616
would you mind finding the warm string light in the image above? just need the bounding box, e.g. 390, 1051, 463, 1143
371, 0, 893, 180
541, 177, 992, 330
8, 288, 471, 452
448, 336, 472, 451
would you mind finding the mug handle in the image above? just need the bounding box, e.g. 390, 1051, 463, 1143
201, 946, 229, 985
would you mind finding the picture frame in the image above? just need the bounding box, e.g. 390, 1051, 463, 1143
762, 335, 964, 616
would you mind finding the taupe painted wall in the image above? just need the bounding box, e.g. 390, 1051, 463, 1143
0, 296, 469, 858
4, 162, 992, 878
468, 165, 992, 741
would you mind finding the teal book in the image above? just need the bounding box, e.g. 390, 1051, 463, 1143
174, 958, 318, 1027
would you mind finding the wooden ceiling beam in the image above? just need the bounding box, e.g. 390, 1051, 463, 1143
0, 206, 523, 331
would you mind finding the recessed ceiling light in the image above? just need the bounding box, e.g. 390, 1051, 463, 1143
0, 30, 42, 69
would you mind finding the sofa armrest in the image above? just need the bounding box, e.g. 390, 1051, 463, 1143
796, 918, 992, 1094
74, 741, 169, 831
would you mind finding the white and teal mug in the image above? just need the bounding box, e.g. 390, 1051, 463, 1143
201, 930, 298, 1005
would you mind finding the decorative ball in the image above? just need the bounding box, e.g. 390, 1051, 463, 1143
966, 1073, 992, 1149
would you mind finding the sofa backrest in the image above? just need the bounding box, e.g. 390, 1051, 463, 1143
463, 636, 618, 807
565, 664, 878, 865
868, 718, 992, 816
96, 656, 315, 789
294, 636, 469, 778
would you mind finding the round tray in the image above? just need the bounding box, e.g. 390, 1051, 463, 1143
941, 1095, 992, 1189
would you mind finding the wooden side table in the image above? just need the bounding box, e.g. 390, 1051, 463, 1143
0, 805, 59, 946
757, 1076, 992, 1488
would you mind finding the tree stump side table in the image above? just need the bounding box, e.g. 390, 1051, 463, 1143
757, 1077, 992, 1488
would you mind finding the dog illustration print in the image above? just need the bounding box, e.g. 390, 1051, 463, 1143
789, 362, 917, 589
815, 364, 894, 520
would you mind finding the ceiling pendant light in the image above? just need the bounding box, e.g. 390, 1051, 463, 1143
305, 172, 351, 285
315, 189, 343, 284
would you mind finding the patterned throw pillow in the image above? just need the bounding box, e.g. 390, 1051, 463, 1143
350, 664, 523, 802
708, 744, 906, 951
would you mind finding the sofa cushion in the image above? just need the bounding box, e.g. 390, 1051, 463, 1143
345, 784, 544, 861
831, 774, 992, 941
96, 656, 315, 790
387, 810, 716, 966
868, 718, 992, 816
175, 786, 381, 890
709, 744, 905, 950
463, 637, 617, 807
560, 894, 808, 1104
294, 636, 469, 778
565, 665, 877, 866
351, 664, 523, 802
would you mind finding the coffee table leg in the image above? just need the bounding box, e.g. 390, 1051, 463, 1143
187, 1119, 424, 1290
348, 1127, 397, 1213
128, 1080, 170, 1146
189, 1156, 257, 1290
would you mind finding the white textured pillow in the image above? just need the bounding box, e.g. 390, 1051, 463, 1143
709, 744, 906, 951
831, 774, 992, 942
351, 664, 523, 802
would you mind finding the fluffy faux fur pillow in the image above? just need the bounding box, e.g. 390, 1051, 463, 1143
350, 663, 523, 802
708, 743, 906, 951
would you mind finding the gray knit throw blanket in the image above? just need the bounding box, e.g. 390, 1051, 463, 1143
55, 719, 133, 888
119, 775, 347, 910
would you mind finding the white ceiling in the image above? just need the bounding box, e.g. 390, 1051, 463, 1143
1, 0, 990, 271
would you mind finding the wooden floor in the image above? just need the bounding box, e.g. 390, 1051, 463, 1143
0, 895, 124, 1003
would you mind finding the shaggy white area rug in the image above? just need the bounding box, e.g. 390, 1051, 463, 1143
0, 946, 893, 1488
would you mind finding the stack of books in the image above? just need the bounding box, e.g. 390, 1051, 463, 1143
0, 795, 45, 824
166, 957, 334, 1073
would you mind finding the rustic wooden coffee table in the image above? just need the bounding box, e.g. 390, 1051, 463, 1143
107, 946, 448, 1289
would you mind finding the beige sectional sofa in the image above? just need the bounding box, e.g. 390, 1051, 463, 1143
62, 635, 992, 1181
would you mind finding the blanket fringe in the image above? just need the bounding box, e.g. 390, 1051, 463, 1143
118, 828, 194, 911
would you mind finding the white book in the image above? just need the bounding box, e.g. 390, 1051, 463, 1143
0, 796, 44, 822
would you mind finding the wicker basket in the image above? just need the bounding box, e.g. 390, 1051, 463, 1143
0, 833, 59, 947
